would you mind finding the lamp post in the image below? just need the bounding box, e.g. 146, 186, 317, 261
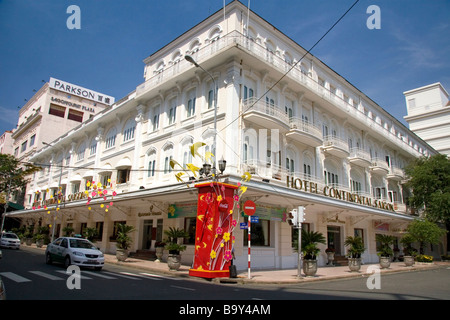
42, 142, 63, 242
185, 55, 218, 179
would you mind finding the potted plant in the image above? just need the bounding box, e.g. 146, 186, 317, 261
376, 234, 395, 269
344, 236, 365, 272
83, 227, 99, 243
63, 225, 74, 237
164, 227, 188, 271
298, 230, 326, 277
115, 223, 136, 262
34, 234, 45, 248
24, 225, 34, 246
154, 241, 166, 262
400, 234, 417, 267
325, 247, 335, 266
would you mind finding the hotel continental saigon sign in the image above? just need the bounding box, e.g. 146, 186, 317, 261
286, 176, 395, 212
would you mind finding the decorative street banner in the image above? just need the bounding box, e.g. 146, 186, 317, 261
189, 182, 238, 279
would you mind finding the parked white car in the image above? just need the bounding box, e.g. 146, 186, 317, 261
0, 232, 20, 250
0, 249, 5, 300
45, 237, 104, 270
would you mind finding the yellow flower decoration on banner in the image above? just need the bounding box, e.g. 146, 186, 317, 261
216, 195, 222, 202
210, 250, 216, 259
168, 205, 176, 217
223, 232, 230, 242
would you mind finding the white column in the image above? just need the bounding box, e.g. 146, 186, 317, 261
131, 104, 146, 188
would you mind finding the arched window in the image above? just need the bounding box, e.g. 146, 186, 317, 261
123, 118, 136, 142
162, 143, 174, 175
105, 127, 117, 149
147, 149, 157, 178
76, 142, 86, 161
186, 88, 196, 118
89, 138, 97, 156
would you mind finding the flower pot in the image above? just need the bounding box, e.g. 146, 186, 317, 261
348, 257, 362, 272
25, 238, 33, 246
116, 249, 129, 262
379, 256, 391, 269
303, 259, 318, 277
326, 252, 335, 266
404, 256, 415, 267
36, 239, 44, 248
167, 253, 181, 271
155, 247, 164, 262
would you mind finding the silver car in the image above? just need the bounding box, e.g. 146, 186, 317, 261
45, 237, 104, 270
0, 232, 20, 250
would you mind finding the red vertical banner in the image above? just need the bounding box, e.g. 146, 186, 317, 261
189, 182, 238, 278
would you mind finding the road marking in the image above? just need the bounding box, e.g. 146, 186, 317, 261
55, 270, 92, 279
138, 273, 165, 280
170, 285, 195, 291
29, 271, 64, 281
101, 271, 141, 280
0, 272, 32, 283
139, 273, 182, 281
82, 271, 117, 279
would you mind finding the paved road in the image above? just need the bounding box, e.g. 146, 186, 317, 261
1, 247, 449, 302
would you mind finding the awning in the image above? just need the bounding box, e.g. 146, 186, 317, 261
116, 158, 132, 169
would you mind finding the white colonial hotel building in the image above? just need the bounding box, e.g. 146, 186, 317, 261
8, 1, 440, 269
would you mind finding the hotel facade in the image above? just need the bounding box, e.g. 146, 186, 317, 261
7, 1, 441, 270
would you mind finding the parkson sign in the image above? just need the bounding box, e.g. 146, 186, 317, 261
49, 77, 115, 105
286, 176, 395, 212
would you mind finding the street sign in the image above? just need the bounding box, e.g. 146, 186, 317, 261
240, 222, 248, 230
243, 200, 256, 216
250, 216, 259, 223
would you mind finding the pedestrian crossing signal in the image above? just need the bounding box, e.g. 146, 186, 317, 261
287, 209, 299, 228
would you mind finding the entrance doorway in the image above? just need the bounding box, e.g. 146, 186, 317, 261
141, 219, 163, 250
327, 225, 342, 255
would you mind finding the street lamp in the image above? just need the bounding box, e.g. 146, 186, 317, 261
42, 142, 63, 242
185, 54, 218, 178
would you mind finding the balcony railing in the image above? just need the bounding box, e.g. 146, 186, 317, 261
289, 118, 322, 137
242, 97, 290, 126
370, 158, 389, 172
135, 30, 427, 158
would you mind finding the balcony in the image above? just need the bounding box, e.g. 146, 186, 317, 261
323, 136, 349, 158
242, 98, 290, 131
286, 118, 323, 147
370, 158, 389, 175
348, 148, 371, 167
387, 166, 405, 181
135, 30, 427, 159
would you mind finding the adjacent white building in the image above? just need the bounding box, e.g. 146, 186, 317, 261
404, 82, 450, 155
2, 78, 114, 205
7, 1, 442, 270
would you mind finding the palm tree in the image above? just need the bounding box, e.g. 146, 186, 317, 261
375, 234, 395, 257
294, 229, 326, 259
344, 236, 365, 258
116, 224, 135, 250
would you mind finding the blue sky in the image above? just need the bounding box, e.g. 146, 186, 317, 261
0, 0, 449, 136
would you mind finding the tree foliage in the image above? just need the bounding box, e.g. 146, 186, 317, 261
405, 219, 446, 254
0, 154, 41, 202
404, 154, 450, 224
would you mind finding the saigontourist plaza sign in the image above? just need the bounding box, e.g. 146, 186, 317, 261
286, 176, 395, 212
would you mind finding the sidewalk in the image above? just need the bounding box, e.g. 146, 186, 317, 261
23, 244, 447, 284
103, 253, 448, 284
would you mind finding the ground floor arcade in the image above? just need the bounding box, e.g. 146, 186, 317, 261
7, 176, 443, 270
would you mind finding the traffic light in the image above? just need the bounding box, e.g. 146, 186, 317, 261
298, 206, 306, 223
287, 208, 299, 228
